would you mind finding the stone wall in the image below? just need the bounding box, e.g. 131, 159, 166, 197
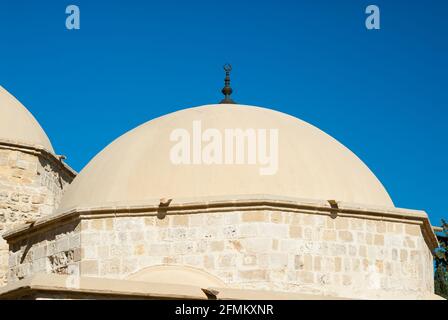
73, 210, 434, 299
0, 147, 74, 286
0, 240, 7, 287
8, 220, 80, 282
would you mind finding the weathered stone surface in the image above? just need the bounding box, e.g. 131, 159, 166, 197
0, 148, 74, 286
2, 206, 436, 300
6, 221, 80, 282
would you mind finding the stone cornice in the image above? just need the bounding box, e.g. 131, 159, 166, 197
0, 273, 358, 300
0, 273, 207, 300
2, 194, 439, 251
1, 273, 444, 300
0, 138, 77, 178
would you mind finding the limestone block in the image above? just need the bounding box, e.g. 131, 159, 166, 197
289, 225, 302, 238
129, 231, 144, 242
163, 256, 182, 264
209, 241, 224, 252
149, 243, 171, 256
223, 225, 238, 238
350, 218, 365, 231
338, 231, 353, 242
297, 271, 314, 284
189, 214, 204, 227
121, 258, 138, 274
205, 214, 225, 226
239, 224, 258, 238
224, 212, 241, 225
183, 255, 202, 267
270, 212, 283, 224
218, 254, 236, 268
82, 233, 101, 246
374, 234, 385, 246
404, 237, 416, 248
335, 218, 349, 230
204, 255, 215, 269
81, 260, 98, 275
358, 245, 367, 258
172, 242, 194, 255
242, 211, 266, 222
90, 219, 104, 231
376, 221, 387, 233
110, 244, 132, 257
240, 238, 272, 253
322, 229, 336, 241
239, 269, 267, 281
405, 224, 421, 236
99, 258, 120, 276
270, 253, 289, 268
172, 215, 189, 226
242, 254, 257, 266
133, 244, 145, 256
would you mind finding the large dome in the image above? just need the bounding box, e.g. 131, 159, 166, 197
0, 86, 54, 152
59, 104, 393, 212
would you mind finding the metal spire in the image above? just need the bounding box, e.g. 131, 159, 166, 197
220, 64, 236, 104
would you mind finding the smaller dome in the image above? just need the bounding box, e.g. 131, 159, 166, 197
0, 86, 54, 152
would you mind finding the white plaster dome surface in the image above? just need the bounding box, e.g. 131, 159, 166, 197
59, 104, 393, 212
0, 86, 54, 152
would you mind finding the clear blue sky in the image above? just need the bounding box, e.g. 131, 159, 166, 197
0, 1, 446, 225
